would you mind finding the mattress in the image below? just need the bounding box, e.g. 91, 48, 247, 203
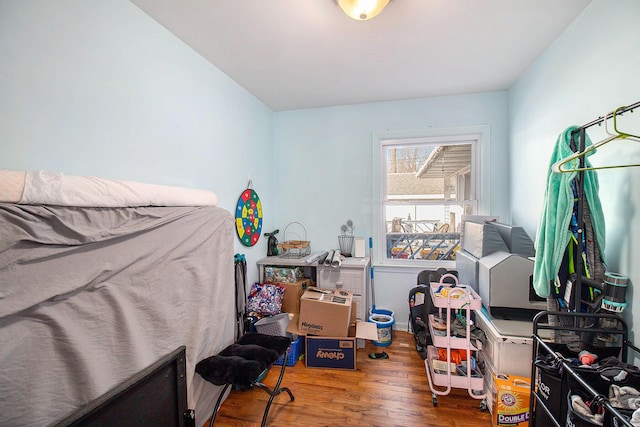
0, 169, 218, 207
0, 202, 235, 427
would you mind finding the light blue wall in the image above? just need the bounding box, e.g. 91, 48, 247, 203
274, 92, 509, 327
0, 0, 275, 281
0, 0, 511, 331
509, 0, 640, 341
4, 0, 638, 339
274, 92, 510, 249
0, 0, 511, 332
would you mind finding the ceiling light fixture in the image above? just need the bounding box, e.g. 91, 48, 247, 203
336, 0, 391, 21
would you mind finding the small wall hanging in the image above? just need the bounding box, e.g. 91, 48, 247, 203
235, 179, 263, 246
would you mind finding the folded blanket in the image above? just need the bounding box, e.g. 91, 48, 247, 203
0, 170, 26, 203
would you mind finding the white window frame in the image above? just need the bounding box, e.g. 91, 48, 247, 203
372, 126, 491, 268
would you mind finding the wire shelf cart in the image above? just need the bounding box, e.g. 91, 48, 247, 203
529, 311, 640, 427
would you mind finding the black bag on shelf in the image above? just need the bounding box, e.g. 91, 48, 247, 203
598, 358, 640, 388
534, 355, 567, 427
565, 361, 640, 399
534, 350, 640, 427
534, 350, 604, 427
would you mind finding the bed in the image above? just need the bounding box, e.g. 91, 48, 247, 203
0, 170, 236, 427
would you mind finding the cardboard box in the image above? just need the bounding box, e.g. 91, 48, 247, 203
493, 374, 531, 427
279, 279, 310, 315
286, 308, 378, 370
298, 288, 352, 337
304, 322, 378, 370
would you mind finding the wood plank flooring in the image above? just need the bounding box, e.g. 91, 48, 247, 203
211, 331, 494, 426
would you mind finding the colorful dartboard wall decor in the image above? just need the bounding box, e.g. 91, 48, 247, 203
235, 184, 263, 247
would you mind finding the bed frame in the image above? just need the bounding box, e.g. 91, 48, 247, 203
0, 171, 236, 427
54, 346, 191, 427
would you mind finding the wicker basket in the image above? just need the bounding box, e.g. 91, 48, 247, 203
279, 222, 311, 258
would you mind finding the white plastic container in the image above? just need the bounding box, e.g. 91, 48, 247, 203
255, 312, 291, 337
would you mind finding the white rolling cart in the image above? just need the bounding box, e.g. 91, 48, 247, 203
425, 274, 487, 410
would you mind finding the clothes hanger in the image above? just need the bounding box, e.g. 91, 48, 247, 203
613, 105, 640, 140
602, 106, 640, 143
603, 109, 617, 137
552, 107, 640, 173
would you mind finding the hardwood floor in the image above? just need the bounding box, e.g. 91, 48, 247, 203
212, 331, 494, 426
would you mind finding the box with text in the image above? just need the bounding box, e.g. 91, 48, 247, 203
304, 322, 378, 370
298, 288, 352, 337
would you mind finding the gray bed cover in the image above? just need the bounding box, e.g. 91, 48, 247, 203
0, 203, 235, 427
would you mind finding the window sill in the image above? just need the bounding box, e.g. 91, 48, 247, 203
372, 260, 456, 273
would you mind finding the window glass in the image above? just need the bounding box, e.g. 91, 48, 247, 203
376, 136, 480, 265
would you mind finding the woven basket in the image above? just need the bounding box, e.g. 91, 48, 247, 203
279, 222, 311, 258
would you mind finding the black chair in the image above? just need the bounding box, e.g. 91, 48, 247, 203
196, 333, 294, 427
416, 268, 457, 286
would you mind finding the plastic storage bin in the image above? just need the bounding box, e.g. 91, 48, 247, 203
274, 336, 303, 366
255, 313, 291, 337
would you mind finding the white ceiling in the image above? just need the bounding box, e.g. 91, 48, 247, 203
130, 0, 592, 112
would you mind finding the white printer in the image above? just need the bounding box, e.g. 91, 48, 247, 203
456, 220, 545, 320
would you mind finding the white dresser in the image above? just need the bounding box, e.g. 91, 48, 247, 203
316, 257, 370, 322
257, 255, 370, 321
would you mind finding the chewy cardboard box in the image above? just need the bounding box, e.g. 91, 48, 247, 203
287, 313, 378, 370
304, 322, 378, 370
493, 374, 531, 427
298, 288, 352, 337
278, 278, 311, 315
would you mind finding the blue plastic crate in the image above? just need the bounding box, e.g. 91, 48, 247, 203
274, 336, 303, 366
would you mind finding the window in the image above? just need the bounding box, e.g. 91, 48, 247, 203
373, 127, 489, 267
